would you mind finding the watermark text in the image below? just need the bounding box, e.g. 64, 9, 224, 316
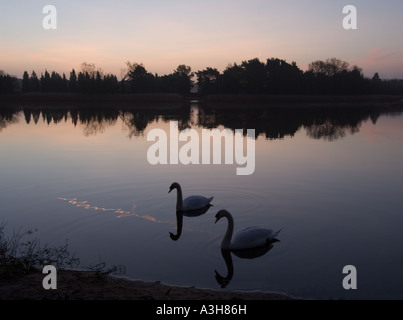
147, 121, 256, 175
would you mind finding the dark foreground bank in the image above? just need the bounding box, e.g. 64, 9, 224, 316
0, 268, 298, 300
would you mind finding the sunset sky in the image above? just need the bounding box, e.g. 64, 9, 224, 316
1, 0, 403, 79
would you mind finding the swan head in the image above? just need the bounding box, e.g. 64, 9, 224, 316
215, 209, 231, 224
168, 182, 180, 193
214, 270, 231, 288
169, 232, 180, 241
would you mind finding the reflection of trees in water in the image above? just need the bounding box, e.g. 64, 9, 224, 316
197, 105, 403, 141
0, 107, 20, 132
120, 111, 155, 138
120, 106, 191, 137
305, 120, 359, 141
1, 105, 191, 137
76, 109, 119, 137
1, 104, 402, 141
196, 106, 306, 139
81, 118, 116, 137
302, 108, 378, 141
20, 107, 120, 136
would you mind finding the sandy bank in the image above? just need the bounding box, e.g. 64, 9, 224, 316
0, 269, 299, 300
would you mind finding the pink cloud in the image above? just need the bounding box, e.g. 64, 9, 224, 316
363, 48, 397, 66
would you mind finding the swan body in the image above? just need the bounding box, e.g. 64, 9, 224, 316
169, 182, 213, 212
215, 209, 280, 250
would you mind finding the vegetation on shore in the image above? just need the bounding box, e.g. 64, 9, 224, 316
0, 221, 124, 281
0, 221, 296, 300
1, 57, 403, 98
0, 221, 79, 280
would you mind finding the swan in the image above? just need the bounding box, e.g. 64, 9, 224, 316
169, 182, 213, 212
169, 205, 212, 241
215, 209, 281, 250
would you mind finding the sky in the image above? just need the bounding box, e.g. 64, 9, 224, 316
1, 0, 403, 79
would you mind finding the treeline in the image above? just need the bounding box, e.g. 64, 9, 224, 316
1, 62, 193, 95
197, 58, 403, 95
1, 58, 403, 96
0, 71, 19, 93
121, 63, 193, 95
21, 67, 120, 94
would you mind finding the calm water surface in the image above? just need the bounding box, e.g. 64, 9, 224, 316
1, 102, 403, 299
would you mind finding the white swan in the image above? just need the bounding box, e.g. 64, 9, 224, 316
169, 182, 214, 212
215, 209, 281, 250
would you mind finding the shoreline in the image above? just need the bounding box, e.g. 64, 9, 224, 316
200, 93, 403, 108
0, 268, 300, 300
1, 92, 403, 108
0, 93, 185, 108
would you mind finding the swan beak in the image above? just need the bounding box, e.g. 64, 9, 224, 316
214, 217, 219, 224
168, 188, 172, 193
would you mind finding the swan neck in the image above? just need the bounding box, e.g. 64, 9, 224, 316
176, 186, 184, 211
170, 211, 183, 240
221, 249, 234, 279
222, 214, 234, 250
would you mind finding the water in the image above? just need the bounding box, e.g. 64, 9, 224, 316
1, 101, 403, 300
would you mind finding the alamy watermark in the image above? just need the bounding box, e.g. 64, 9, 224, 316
42, 265, 57, 290
42, 5, 57, 30
147, 121, 256, 176
42, 5, 357, 31
343, 5, 358, 30
342, 265, 357, 290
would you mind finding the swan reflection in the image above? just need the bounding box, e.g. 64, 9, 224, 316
214, 209, 281, 288
169, 205, 213, 241
215, 239, 279, 288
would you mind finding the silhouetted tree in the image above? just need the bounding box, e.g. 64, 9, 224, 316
103, 74, 119, 93
196, 67, 221, 95
265, 58, 303, 94
40, 70, 51, 92
0, 71, 17, 93
69, 69, 78, 92
22, 71, 30, 92
308, 58, 350, 77
78, 71, 95, 93
304, 58, 369, 94
62, 73, 68, 92
380, 79, 403, 95
43, 71, 67, 92
95, 71, 103, 93
30, 71, 41, 92
171, 64, 194, 95
80, 62, 102, 78
127, 63, 155, 93
372, 73, 381, 82
221, 63, 244, 94
241, 58, 266, 94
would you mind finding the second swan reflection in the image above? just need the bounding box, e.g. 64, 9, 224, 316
168, 183, 281, 288
214, 209, 281, 288
215, 239, 279, 288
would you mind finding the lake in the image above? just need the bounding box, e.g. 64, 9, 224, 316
1, 100, 403, 300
